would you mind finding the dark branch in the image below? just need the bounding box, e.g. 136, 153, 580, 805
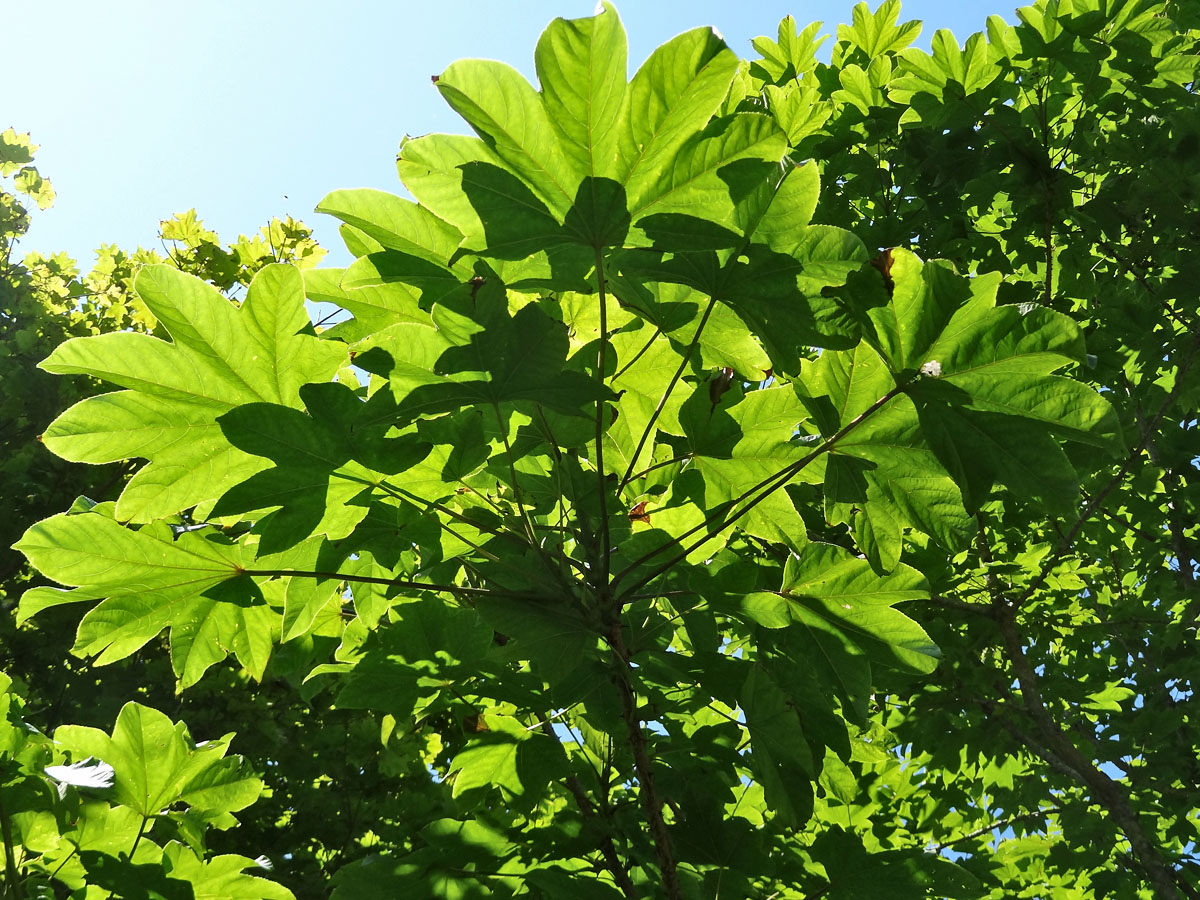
606, 621, 682, 900
537, 714, 637, 900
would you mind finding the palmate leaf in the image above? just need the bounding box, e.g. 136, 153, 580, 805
740, 664, 816, 826
397, 13, 778, 261
626, 113, 787, 249
617, 26, 740, 213
890, 29, 999, 102
866, 250, 1120, 450
616, 163, 859, 376
449, 717, 567, 810
161, 844, 296, 900
39, 264, 346, 521
211, 383, 431, 553
323, 597, 495, 717
836, 0, 922, 60
304, 268, 430, 337
807, 251, 1120, 540
329, 820, 521, 900
804, 343, 971, 569
397, 133, 569, 260
54, 702, 261, 818
813, 828, 986, 899
435, 59, 577, 219
372, 292, 612, 423
693, 542, 934, 719
780, 543, 936, 672
752, 16, 828, 81
677, 382, 812, 551
14, 512, 272, 685
314, 188, 466, 268
19, 4, 1177, 895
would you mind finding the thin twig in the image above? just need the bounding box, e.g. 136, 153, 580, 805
493, 402, 544, 553
624, 452, 695, 485
612, 324, 661, 381
617, 295, 719, 492
243, 568, 542, 601
934, 805, 1061, 851
594, 249, 613, 599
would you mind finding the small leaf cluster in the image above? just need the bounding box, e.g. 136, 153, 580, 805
0, 670, 286, 898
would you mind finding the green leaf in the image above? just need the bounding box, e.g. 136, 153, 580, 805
863, 250, 983, 373
892, 29, 998, 100
763, 82, 834, 146
387, 298, 611, 421
680, 382, 812, 551
332, 598, 494, 716
616, 26, 739, 212
162, 844, 296, 900
629, 113, 787, 246
836, 0, 922, 59
304, 268, 430, 335
54, 702, 261, 818
42, 392, 270, 527
779, 542, 938, 674
0, 126, 37, 175
920, 304, 1121, 447
534, 3, 629, 182
315, 188, 465, 267
834, 64, 885, 116
741, 664, 815, 826
752, 16, 828, 81
398, 133, 568, 259
39, 265, 345, 520
813, 827, 986, 899
15, 513, 244, 594
1083, 683, 1136, 713
804, 342, 971, 559
750, 158, 822, 254
449, 717, 566, 809
435, 59, 576, 216
14, 513, 267, 679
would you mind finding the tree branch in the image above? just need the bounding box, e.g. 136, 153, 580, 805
606, 621, 681, 900
934, 805, 1061, 852
927, 593, 997, 617
976, 516, 1190, 900
1133, 401, 1195, 593
537, 714, 637, 900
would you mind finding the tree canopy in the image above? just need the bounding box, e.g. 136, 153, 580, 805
5, 1, 1199, 898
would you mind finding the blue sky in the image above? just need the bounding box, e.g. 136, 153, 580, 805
12, 0, 1007, 270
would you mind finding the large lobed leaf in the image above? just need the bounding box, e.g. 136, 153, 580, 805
39, 265, 346, 522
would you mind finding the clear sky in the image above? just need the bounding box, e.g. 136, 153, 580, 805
11, 0, 1007, 270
